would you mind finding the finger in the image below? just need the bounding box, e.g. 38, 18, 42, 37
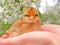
2, 34, 9, 39
6, 30, 10, 35
0, 31, 60, 45
40, 24, 60, 35
2, 30, 10, 39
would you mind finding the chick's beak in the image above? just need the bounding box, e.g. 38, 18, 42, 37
28, 16, 34, 23
30, 16, 34, 20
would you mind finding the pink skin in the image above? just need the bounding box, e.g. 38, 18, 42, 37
0, 24, 60, 45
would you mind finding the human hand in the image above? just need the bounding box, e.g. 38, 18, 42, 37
0, 24, 60, 45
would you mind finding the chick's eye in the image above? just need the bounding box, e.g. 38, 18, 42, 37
24, 15, 29, 17
35, 14, 38, 17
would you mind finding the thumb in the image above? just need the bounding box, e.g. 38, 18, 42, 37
40, 24, 60, 35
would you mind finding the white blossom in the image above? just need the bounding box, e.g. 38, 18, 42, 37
22, 0, 31, 6
34, 0, 41, 8
8, 0, 15, 3
0, 6, 3, 12
3, 18, 8, 24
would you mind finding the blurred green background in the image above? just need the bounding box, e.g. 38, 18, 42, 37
0, 0, 60, 36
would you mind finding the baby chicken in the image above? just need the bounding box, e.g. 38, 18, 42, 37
3, 7, 41, 38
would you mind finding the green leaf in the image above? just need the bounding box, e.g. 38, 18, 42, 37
20, 5, 24, 11
31, 0, 34, 2
20, 0, 23, 2
38, 11, 42, 18
5, 0, 8, 3
15, 0, 20, 2
0, 23, 11, 36
4, 0, 8, 5
2, 23, 11, 31
38, 11, 43, 24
